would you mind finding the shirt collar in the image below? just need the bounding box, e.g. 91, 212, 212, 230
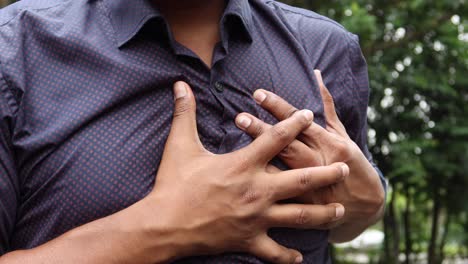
221, 0, 253, 43
102, 0, 254, 48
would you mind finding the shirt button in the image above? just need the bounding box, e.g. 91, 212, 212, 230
214, 82, 224, 93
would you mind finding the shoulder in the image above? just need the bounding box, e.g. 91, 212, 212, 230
257, 0, 357, 47
0, 0, 83, 100
0, 0, 88, 66
0, 0, 79, 52
261, 1, 345, 30
0, 0, 72, 26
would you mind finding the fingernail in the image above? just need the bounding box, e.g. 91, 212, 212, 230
237, 116, 252, 129
174, 82, 187, 100
341, 164, 349, 178
335, 205, 345, 219
295, 255, 303, 264
253, 90, 267, 104
302, 110, 314, 122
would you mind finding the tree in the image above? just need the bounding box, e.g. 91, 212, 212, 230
280, 0, 467, 263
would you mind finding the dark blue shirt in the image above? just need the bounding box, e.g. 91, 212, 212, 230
0, 0, 385, 262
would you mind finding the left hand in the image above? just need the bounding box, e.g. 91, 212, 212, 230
235, 70, 385, 242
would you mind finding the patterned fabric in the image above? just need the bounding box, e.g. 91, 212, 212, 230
0, 0, 384, 262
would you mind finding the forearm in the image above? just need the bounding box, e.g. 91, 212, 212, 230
0, 198, 183, 264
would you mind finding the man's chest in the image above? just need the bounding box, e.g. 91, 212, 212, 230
9, 38, 326, 247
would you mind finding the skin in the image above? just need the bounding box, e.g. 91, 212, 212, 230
152, 0, 225, 66
235, 70, 386, 243
0, 82, 347, 264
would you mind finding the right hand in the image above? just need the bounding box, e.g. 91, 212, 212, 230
145, 81, 348, 264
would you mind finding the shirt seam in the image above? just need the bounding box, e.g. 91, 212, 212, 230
0, 2, 65, 27
0, 62, 17, 118
264, 0, 345, 30
264, 0, 353, 115
344, 33, 361, 104
344, 34, 387, 191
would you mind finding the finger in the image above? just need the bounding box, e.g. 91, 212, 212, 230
249, 234, 303, 264
314, 70, 339, 125
269, 163, 348, 201
265, 203, 345, 229
298, 122, 329, 149
167, 81, 204, 152
278, 141, 323, 168
314, 70, 349, 137
313, 218, 344, 230
240, 110, 314, 164
252, 89, 300, 121
236, 113, 324, 168
250, 87, 340, 149
266, 164, 281, 173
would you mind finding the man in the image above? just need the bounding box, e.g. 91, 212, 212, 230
0, 0, 386, 263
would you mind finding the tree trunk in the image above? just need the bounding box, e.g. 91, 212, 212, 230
329, 244, 337, 263
465, 217, 468, 258
383, 184, 400, 264
438, 212, 450, 263
383, 209, 391, 263
403, 182, 412, 264
428, 186, 441, 264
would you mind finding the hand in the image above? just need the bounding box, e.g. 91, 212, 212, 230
234, 70, 385, 241
144, 81, 348, 263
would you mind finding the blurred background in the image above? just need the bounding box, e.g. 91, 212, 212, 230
278, 1, 467, 263
1, 0, 467, 263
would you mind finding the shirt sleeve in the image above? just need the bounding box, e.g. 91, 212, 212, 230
0, 69, 18, 255
343, 33, 387, 192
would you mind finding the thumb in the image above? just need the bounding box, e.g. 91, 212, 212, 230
167, 81, 203, 151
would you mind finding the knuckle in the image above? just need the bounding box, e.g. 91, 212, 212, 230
264, 183, 276, 202
298, 169, 312, 188
173, 99, 192, 117
334, 140, 351, 157
253, 122, 265, 137
270, 252, 284, 263
278, 144, 295, 159
241, 186, 261, 204
271, 125, 289, 140
359, 193, 385, 216
323, 97, 335, 109
285, 108, 299, 119
303, 125, 323, 141
235, 154, 252, 172
333, 165, 343, 179
296, 207, 309, 225
240, 237, 256, 253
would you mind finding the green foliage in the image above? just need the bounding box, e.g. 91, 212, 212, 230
281, 0, 468, 263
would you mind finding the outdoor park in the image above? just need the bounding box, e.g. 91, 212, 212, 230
1, 0, 467, 263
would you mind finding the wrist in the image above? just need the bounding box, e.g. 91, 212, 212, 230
129, 192, 210, 263
129, 195, 193, 263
